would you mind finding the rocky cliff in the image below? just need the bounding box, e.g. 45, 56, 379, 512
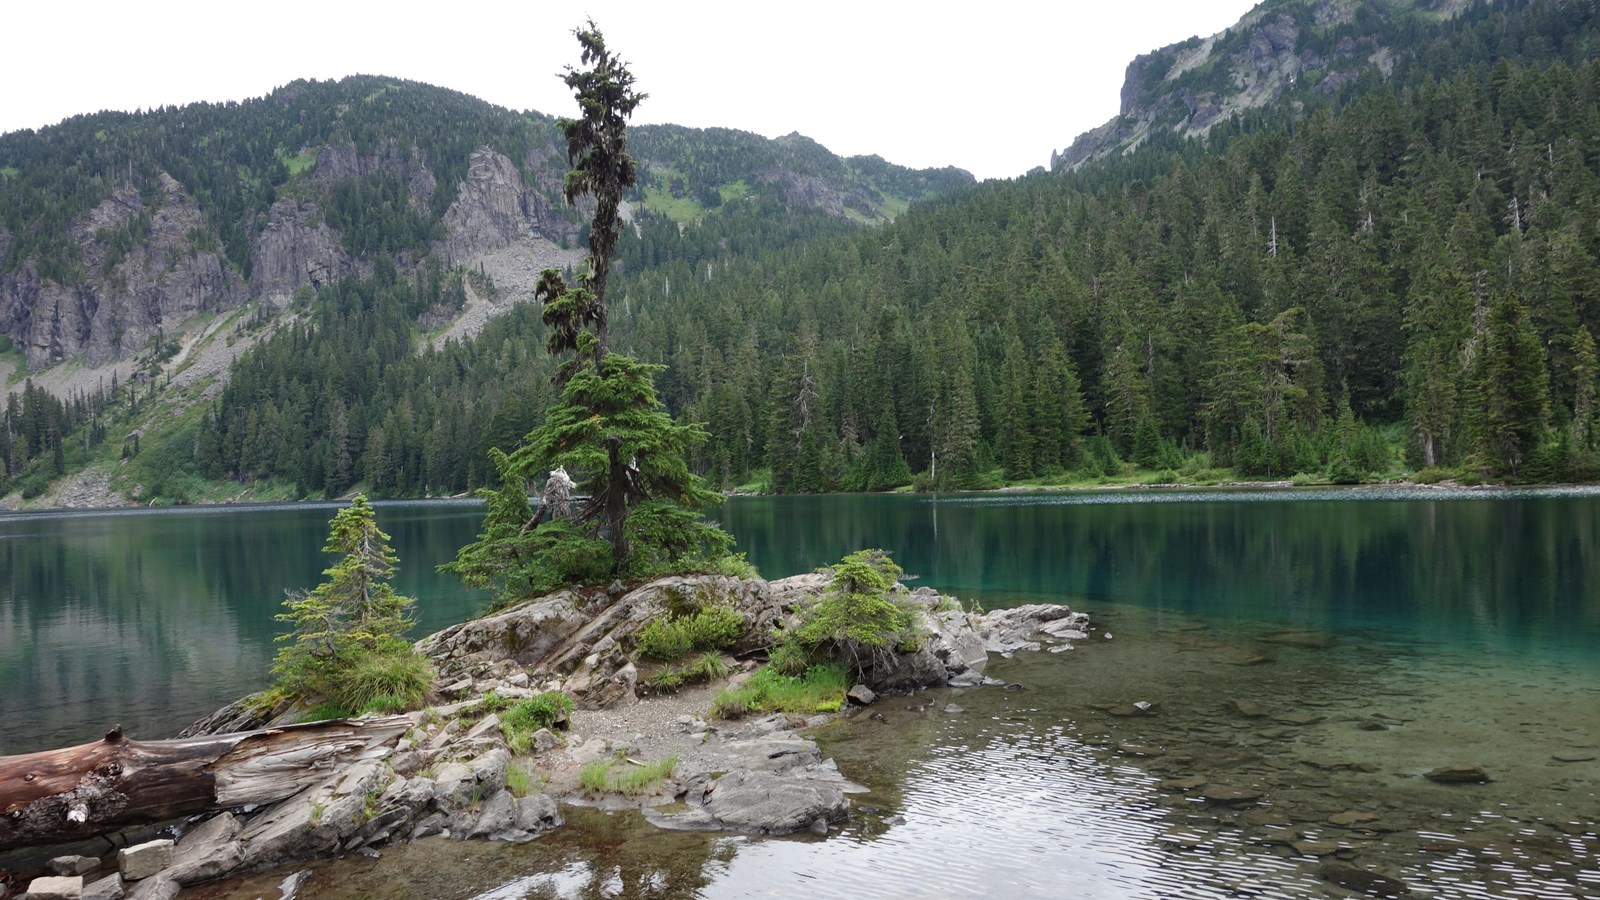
1051, 0, 1473, 171
0, 173, 244, 367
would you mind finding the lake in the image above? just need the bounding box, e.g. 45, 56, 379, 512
4, 488, 1599, 897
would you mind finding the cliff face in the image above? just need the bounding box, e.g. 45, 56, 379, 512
0, 173, 244, 367
1051, 0, 1472, 171
441, 148, 578, 264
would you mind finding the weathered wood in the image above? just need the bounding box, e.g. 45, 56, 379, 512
0, 716, 409, 851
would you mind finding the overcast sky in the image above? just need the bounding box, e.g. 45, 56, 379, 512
5, 1, 1261, 181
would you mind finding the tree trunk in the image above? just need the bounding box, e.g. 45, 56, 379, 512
0, 716, 409, 851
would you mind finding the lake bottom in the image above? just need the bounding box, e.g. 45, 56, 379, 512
190, 605, 1600, 899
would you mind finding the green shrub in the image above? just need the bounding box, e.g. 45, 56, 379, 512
295, 701, 356, 723
790, 550, 919, 671
646, 651, 732, 694
506, 765, 536, 798
636, 617, 693, 661
766, 641, 812, 676
683, 651, 732, 682
500, 691, 574, 754
1411, 466, 1458, 485
648, 667, 686, 693
636, 605, 744, 662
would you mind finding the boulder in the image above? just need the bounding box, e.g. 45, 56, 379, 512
1230, 699, 1267, 718
45, 857, 99, 877
1319, 863, 1410, 897
23, 876, 82, 900
977, 604, 1088, 654
434, 748, 509, 809
515, 795, 562, 833
116, 841, 172, 882
168, 812, 244, 885
1329, 810, 1381, 827
701, 769, 849, 835
853, 588, 992, 692
1198, 784, 1263, 805
418, 591, 588, 667
466, 790, 518, 839
237, 760, 388, 870
846, 685, 876, 706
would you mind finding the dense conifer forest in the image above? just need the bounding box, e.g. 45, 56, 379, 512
7, 0, 1600, 502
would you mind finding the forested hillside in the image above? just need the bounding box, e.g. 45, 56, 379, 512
0, 72, 970, 500
7, 0, 1600, 504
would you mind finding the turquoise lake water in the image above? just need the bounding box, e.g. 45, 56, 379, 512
4, 488, 1598, 897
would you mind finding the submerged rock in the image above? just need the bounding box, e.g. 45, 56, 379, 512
1319, 863, 1410, 897
1198, 784, 1264, 805
1425, 763, 1492, 784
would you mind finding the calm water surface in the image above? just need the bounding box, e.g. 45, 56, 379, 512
5, 488, 1600, 897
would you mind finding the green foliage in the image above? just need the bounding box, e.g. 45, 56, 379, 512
500, 692, 574, 753
788, 550, 919, 672
296, 701, 356, 724
331, 649, 434, 715
25, 2, 1600, 501
709, 663, 850, 720
505, 765, 536, 798
579, 754, 678, 796
635, 604, 743, 661
271, 495, 430, 708
450, 24, 741, 596
647, 651, 733, 693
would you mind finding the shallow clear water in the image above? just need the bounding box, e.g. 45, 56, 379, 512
7, 488, 1600, 897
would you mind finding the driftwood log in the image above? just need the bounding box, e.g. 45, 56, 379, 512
0, 716, 410, 851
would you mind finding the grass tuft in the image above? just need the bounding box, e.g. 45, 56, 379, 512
709, 663, 850, 720
579, 755, 678, 796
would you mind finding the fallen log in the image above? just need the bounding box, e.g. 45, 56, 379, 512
0, 716, 410, 851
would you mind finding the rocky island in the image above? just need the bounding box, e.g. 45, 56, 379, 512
0, 571, 1087, 900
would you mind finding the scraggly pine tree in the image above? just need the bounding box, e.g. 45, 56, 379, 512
447, 21, 733, 600
274, 494, 432, 713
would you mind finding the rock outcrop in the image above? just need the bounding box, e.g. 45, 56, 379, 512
1050, 0, 1472, 171
0, 174, 245, 368
248, 198, 355, 307
440, 148, 576, 263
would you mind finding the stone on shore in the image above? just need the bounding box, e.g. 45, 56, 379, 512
167, 811, 243, 885
700, 769, 849, 834
23, 876, 82, 900
116, 841, 172, 882
123, 876, 178, 900
46, 857, 99, 878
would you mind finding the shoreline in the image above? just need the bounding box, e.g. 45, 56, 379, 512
6, 477, 1595, 516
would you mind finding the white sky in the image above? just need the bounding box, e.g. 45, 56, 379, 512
3, 1, 1261, 181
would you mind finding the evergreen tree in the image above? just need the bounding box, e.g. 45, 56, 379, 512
453, 21, 734, 590
1476, 291, 1550, 475
997, 333, 1036, 479
1572, 325, 1598, 448
273, 495, 423, 703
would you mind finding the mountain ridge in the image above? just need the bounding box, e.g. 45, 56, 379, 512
0, 75, 972, 375
1051, 0, 1481, 171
